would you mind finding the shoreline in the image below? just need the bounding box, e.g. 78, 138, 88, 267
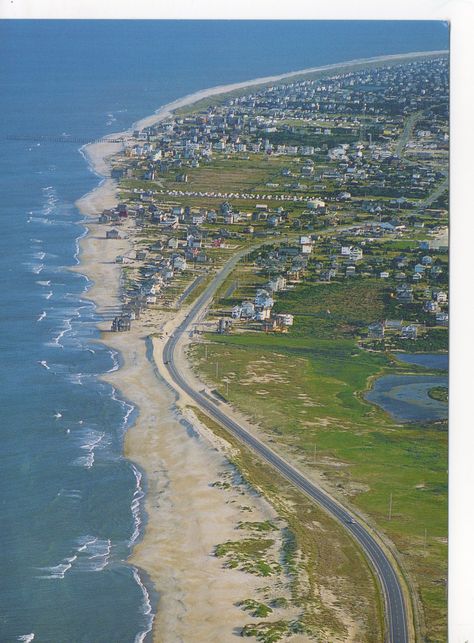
131, 48, 448, 131
73, 50, 445, 641
76, 48, 448, 199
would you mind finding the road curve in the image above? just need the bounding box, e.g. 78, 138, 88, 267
162, 244, 410, 643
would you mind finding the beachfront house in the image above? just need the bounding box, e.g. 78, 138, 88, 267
106, 229, 120, 240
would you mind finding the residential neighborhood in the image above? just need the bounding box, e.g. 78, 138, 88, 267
98, 55, 447, 355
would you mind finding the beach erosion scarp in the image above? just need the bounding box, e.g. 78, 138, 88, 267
73, 101, 301, 643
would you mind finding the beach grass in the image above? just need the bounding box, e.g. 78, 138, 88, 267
190, 406, 383, 642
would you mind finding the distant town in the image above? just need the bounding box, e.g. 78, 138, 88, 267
102, 55, 447, 355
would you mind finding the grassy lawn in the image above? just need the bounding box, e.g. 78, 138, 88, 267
188, 332, 447, 641
162, 155, 293, 194
273, 279, 389, 338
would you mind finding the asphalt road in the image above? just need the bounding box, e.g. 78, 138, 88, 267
162, 244, 410, 643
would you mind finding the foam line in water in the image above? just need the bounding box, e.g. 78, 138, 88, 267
37, 554, 77, 579
132, 567, 155, 643
72, 427, 109, 468
73, 225, 89, 265
107, 349, 120, 373
37, 311, 47, 322
50, 317, 73, 348
110, 387, 136, 431
27, 216, 51, 225
24, 262, 45, 274
57, 488, 82, 500
129, 464, 145, 547
37, 535, 113, 579
74, 536, 112, 572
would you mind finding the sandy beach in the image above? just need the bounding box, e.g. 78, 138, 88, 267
73, 50, 445, 641
75, 207, 303, 642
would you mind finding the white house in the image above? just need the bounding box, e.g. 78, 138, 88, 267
267, 276, 287, 292
231, 305, 242, 319
173, 256, 187, 271
275, 313, 294, 326
241, 301, 255, 318
255, 308, 271, 321
434, 290, 448, 304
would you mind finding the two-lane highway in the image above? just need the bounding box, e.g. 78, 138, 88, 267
162, 245, 410, 643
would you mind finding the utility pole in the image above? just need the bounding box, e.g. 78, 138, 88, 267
204, 345, 208, 360
226, 380, 229, 397
313, 444, 317, 465
423, 528, 427, 553
216, 362, 219, 379
388, 492, 393, 521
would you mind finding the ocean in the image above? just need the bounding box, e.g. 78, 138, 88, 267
0, 20, 448, 642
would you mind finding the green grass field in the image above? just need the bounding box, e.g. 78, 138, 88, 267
189, 331, 447, 642
162, 155, 295, 195
273, 279, 389, 338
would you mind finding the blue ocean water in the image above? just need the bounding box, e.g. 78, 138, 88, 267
0, 21, 448, 642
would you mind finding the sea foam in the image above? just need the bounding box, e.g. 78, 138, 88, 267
72, 427, 107, 469
129, 464, 145, 547
132, 567, 154, 643
37, 535, 112, 579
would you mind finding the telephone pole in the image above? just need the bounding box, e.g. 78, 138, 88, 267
388, 493, 393, 521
